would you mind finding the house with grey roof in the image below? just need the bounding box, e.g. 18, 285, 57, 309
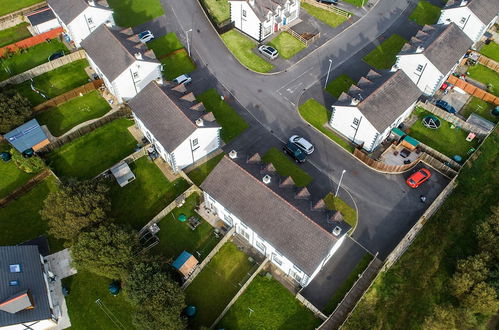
438, 0, 498, 43
394, 23, 472, 95
26, 7, 61, 35
47, 0, 114, 47
0, 246, 58, 330
200, 156, 346, 287
129, 82, 221, 172
229, 0, 300, 41
81, 25, 163, 103
330, 70, 421, 152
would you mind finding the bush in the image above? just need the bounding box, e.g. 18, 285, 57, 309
10, 148, 44, 173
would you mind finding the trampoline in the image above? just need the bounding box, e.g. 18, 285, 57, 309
422, 115, 440, 129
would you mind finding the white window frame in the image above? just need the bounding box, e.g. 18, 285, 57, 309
416, 64, 424, 72
242, 9, 247, 18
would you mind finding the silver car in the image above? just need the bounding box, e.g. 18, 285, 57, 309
258, 45, 279, 60
289, 135, 314, 154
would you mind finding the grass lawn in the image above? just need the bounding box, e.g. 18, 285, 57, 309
363, 34, 407, 69
0, 23, 31, 48
196, 89, 248, 142
153, 193, 220, 261
161, 49, 196, 80
219, 275, 322, 330
324, 193, 357, 228
201, 0, 230, 24
109, 156, 191, 230
0, 175, 63, 251
15, 59, 90, 106
409, 0, 441, 25
269, 32, 306, 59
467, 64, 499, 96
343, 0, 364, 6
325, 74, 355, 98
0, 142, 36, 198
0, 40, 68, 81
62, 271, 136, 330
461, 96, 498, 123
301, 3, 349, 28
298, 99, 354, 152
107, 0, 164, 27
36, 90, 111, 137
221, 29, 274, 73
262, 147, 313, 187
46, 118, 137, 180
186, 153, 224, 186
186, 242, 255, 328
408, 107, 480, 158
479, 41, 499, 62
344, 129, 499, 330
147, 32, 183, 58
0, 0, 43, 16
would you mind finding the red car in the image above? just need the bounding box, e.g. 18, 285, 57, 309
406, 168, 431, 188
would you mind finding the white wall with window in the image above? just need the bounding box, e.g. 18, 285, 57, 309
438, 6, 492, 43
171, 127, 221, 171
394, 53, 447, 95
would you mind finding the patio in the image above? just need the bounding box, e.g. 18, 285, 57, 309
379, 144, 421, 166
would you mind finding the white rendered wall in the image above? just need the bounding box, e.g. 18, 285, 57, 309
395, 53, 444, 95
32, 18, 60, 34
172, 127, 221, 171
438, 7, 486, 43
65, 7, 114, 47
230, 1, 262, 41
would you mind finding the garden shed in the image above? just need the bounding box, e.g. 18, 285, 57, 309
110, 162, 135, 187
172, 251, 198, 279
4, 119, 50, 153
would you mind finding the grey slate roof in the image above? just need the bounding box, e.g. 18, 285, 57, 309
335, 70, 421, 132
0, 246, 52, 327
47, 0, 89, 24
4, 119, 48, 153
111, 162, 136, 187
445, 0, 499, 25
200, 157, 338, 275
230, 0, 283, 21
26, 7, 57, 26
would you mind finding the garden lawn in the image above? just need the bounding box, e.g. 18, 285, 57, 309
196, 89, 248, 142
219, 275, 322, 330
467, 64, 499, 96
221, 29, 274, 73
153, 193, 220, 261
62, 271, 136, 330
343, 0, 364, 6
186, 242, 255, 328
0, 175, 63, 251
324, 193, 357, 228
301, 3, 349, 28
0, 0, 43, 16
409, 0, 441, 25
0, 142, 35, 198
408, 107, 480, 158
269, 32, 306, 59
15, 59, 90, 106
461, 96, 498, 123
479, 41, 499, 62
186, 153, 224, 186
36, 90, 111, 137
0, 40, 68, 81
299, 99, 354, 152
0, 23, 31, 48
263, 147, 313, 187
344, 129, 499, 330
201, 0, 230, 24
46, 118, 137, 180
322, 253, 373, 314
363, 34, 407, 69
107, 0, 164, 27
147, 32, 183, 58
109, 156, 191, 229
161, 49, 196, 80
325, 74, 355, 98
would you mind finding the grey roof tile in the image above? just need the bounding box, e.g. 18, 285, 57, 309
47, 0, 89, 24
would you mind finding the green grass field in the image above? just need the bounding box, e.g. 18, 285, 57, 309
363, 34, 407, 69
219, 275, 322, 329
325, 74, 355, 98
0, 143, 35, 198
324, 193, 357, 228
201, 0, 230, 24
186, 153, 224, 186
467, 64, 499, 96
460, 96, 498, 123
221, 29, 274, 73
0, 23, 31, 48
46, 118, 137, 180
107, 0, 164, 27
196, 89, 248, 142
409, 0, 441, 25
269, 32, 306, 59
479, 41, 499, 62
262, 147, 313, 187
161, 49, 196, 80
36, 90, 111, 137
147, 32, 183, 58
0, 0, 43, 16
301, 3, 349, 28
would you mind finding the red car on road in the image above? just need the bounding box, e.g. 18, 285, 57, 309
406, 168, 431, 188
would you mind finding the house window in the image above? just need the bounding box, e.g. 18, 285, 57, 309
353, 118, 360, 126
133, 72, 139, 79
9, 264, 21, 273
460, 17, 466, 24
192, 138, 199, 147
289, 268, 302, 282
87, 17, 94, 24
255, 240, 266, 252
9, 280, 19, 286
273, 255, 282, 266
240, 228, 250, 241
416, 64, 424, 72
224, 214, 233, 226
242, 9, 247, 17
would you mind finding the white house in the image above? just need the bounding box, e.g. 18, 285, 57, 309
26, 7, 61, 35
81, 25, 163, 103
47, 0, 114, 47
200, 157, 346, 287
437, 0, 498, 44
0, 246, 58, 330
129, 82, 221, 172
229, 0, 300, 41
395, 23, 472, 95
330, 70, 421, 152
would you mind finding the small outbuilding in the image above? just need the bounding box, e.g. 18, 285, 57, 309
4, 119, 50, 153
26, 7, 60, 35
172, 251, 198, 279
110, 162, 135, 187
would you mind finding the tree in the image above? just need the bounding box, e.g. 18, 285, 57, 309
41, 180, 111, 240
461, 282, 499, 315
133, 304, 185, 330
71, 222, 138, 279
476, 207, 499, 259
422, 305, 477, 330
0, 88, 32, 134
450, 253, 490, 297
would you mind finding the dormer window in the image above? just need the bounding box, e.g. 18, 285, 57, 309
416, 64, 424, 72
9, 280, 19, 286
9, 264, 21, 273
87, 17, 94, 24
242, 9, 247, 17
460, 17, 466, 24
133, 72, 139, 79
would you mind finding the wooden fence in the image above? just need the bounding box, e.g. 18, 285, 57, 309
0, 27, 63, 56
0, 49, 87, 86
33, 79, 104, 112
281, 25, 321, 46
0, 168, 51, 207
0, 2, 47, 28
302, 0, 352, 17
353, 148, 420, 173
446, 75, 499, 105
477, 53, 499, 73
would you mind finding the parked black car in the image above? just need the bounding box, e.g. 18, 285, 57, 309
435, 100, 456, 114
283, 141, 307, 163
316, 0, 339, 5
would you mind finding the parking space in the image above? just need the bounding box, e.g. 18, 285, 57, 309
440, 89, 471, 113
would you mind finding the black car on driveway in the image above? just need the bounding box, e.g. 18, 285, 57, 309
283, 141, 307, 163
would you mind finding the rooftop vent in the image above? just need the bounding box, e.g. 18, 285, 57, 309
262, 175, 271, 184
195, 118, 204, 127
229, 150, 237, 159
332, 226, 342, 236
87, 0, 95, 6
351, 98, 360, 106
416, 46, 425, 53
134, 52, 143, 60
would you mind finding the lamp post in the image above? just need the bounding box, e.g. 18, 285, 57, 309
324, 58, 333, 89
335, 169, 346, 197
186, 28, 193, 57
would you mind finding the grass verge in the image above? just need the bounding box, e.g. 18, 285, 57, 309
409, 0, 441, 25
363, 34, 407, 69
325, 74, 355, 98
301, 3, 349, 28
0, 0, 43, 17
269, 32, 306, 59
262, 147, 313, 187
201, 0, 230, 25
161, 49, 196, 80
324, 193, 357, 228
186, 153, 225, 186
147, 32, 183, 57
107, 0, 164, 27
0, 23, 31, 48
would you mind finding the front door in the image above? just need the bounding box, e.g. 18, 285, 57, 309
274, 23, 278, 32
283, 17, 287, 25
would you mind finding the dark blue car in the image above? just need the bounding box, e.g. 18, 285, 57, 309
435, 100, 456, 114
283, 142, 307, 163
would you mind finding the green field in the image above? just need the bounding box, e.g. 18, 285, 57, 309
0, 0, 43, 16
201, 0, 230, 24
363, 34, 407, 69
409, 0, 441, 25
262, 147, 313, 187
301, 3, 349, 28
324, 193, 357, 228
161, 49, 196, 80
186, 153, 224, 186
269, 32, 306, 59
461, 96, 498, 123
467, 64, 499, 96
0, 23, 31, 48
325, 74, 355, 98
147, 33, 183, 57
107, 0, 164, 27
0, 143, 35, 198
479, 41, 499, 62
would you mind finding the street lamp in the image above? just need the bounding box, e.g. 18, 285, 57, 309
335, 169, 346, 197
185, 28, 193, 57
324, 58, 333, 89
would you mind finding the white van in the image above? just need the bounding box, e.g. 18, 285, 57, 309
173, 74, 192, 85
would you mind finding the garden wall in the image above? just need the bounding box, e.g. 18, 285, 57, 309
0, 2, 47, 30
